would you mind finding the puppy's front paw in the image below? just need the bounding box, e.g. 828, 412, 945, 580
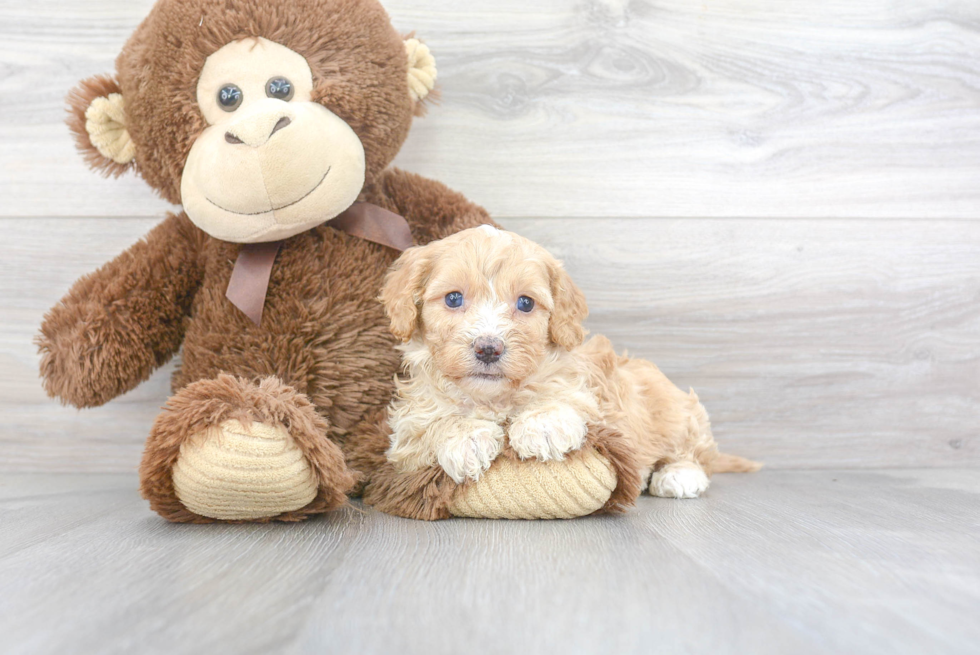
437, 420, 505, 484
509, 405, 589, 462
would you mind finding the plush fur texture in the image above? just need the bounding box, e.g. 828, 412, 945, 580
348, 412, 641, 520
377, 227, 760, 502
66, 75, 135, 177
38, 214, 207, 408
65, 0, 417, 206
141, 374, 353, 522
40, 0, 495, 522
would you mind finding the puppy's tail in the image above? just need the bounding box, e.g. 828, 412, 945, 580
710, 452, 763, 474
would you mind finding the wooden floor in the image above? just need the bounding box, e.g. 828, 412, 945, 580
1, 470, 978, 655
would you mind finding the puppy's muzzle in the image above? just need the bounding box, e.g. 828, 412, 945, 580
473, 336, 505, 364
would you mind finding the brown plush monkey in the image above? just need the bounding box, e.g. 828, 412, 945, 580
40, 0, 643, 523
38, 0, 501, 522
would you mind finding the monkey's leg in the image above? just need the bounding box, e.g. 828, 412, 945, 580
139, 374, 354, 523
341, 410, 459, 521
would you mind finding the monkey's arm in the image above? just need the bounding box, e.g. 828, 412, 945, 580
37, 212, 206, 408
379, 167, 498, 244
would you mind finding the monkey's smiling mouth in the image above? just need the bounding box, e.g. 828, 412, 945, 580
205, 167, 331, 216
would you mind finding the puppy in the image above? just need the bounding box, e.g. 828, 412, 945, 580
379, 226, 759, 498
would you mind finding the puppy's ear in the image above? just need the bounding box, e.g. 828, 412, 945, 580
548, 260, 589, 350
380, 245, 430, 342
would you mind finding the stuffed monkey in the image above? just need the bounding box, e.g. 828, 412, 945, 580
41, 0, 637, 522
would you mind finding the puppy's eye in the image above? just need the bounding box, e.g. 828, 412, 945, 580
266, 77, 294, 101
517, 296, 535, 312
218, 84, 243, 111
445, 292, 464, 308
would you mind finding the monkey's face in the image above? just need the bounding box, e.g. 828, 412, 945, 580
180, 38, 365, 243
66, 0, 439, 244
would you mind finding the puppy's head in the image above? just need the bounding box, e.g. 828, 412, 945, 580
380, 225, 588, 393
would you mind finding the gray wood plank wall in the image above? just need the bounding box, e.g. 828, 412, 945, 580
2, 0, 978, 471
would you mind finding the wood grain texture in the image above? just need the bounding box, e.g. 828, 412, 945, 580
2, 0, 980, 219
2, 217, 977, 471
1, 470, 978, 654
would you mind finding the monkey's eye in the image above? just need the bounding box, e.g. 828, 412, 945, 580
217, 84, 243, 111
445, 292, 464, 308
266, 77, 294, 101
517, 296, 535, 312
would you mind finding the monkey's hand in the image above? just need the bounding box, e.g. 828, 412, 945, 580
37, 213, 204, 408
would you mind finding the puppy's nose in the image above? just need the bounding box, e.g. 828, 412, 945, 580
473, 336, 505, 364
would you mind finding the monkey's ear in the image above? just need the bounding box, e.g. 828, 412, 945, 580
66, 75, 136, 176
380, 245, 431, 342
404, 37, 437, 112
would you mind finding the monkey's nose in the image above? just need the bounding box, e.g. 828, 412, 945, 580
269, 116, 291, 137
473, 336, 505, 364
225, 116, 292, 146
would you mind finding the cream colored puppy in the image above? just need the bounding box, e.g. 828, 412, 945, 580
379, 226, 758, 497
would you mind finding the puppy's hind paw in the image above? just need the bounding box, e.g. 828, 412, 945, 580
437, 421, 505, 484
509, 404, 589, 462
649, 462, 710, 499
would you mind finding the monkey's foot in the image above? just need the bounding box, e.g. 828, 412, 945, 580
171, 419, 318, 520
449, 447, 617, 519
140, 375, 354, 523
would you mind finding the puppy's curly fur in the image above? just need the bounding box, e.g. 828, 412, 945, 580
380, 226, 759, 498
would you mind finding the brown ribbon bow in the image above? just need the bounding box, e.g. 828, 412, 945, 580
225, 201, 414, 325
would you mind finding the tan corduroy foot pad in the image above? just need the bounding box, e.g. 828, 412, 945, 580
448, 448, 617, 519
172, 419, 318, 520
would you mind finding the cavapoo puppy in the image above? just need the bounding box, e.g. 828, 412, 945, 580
379, 226, 759, 498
